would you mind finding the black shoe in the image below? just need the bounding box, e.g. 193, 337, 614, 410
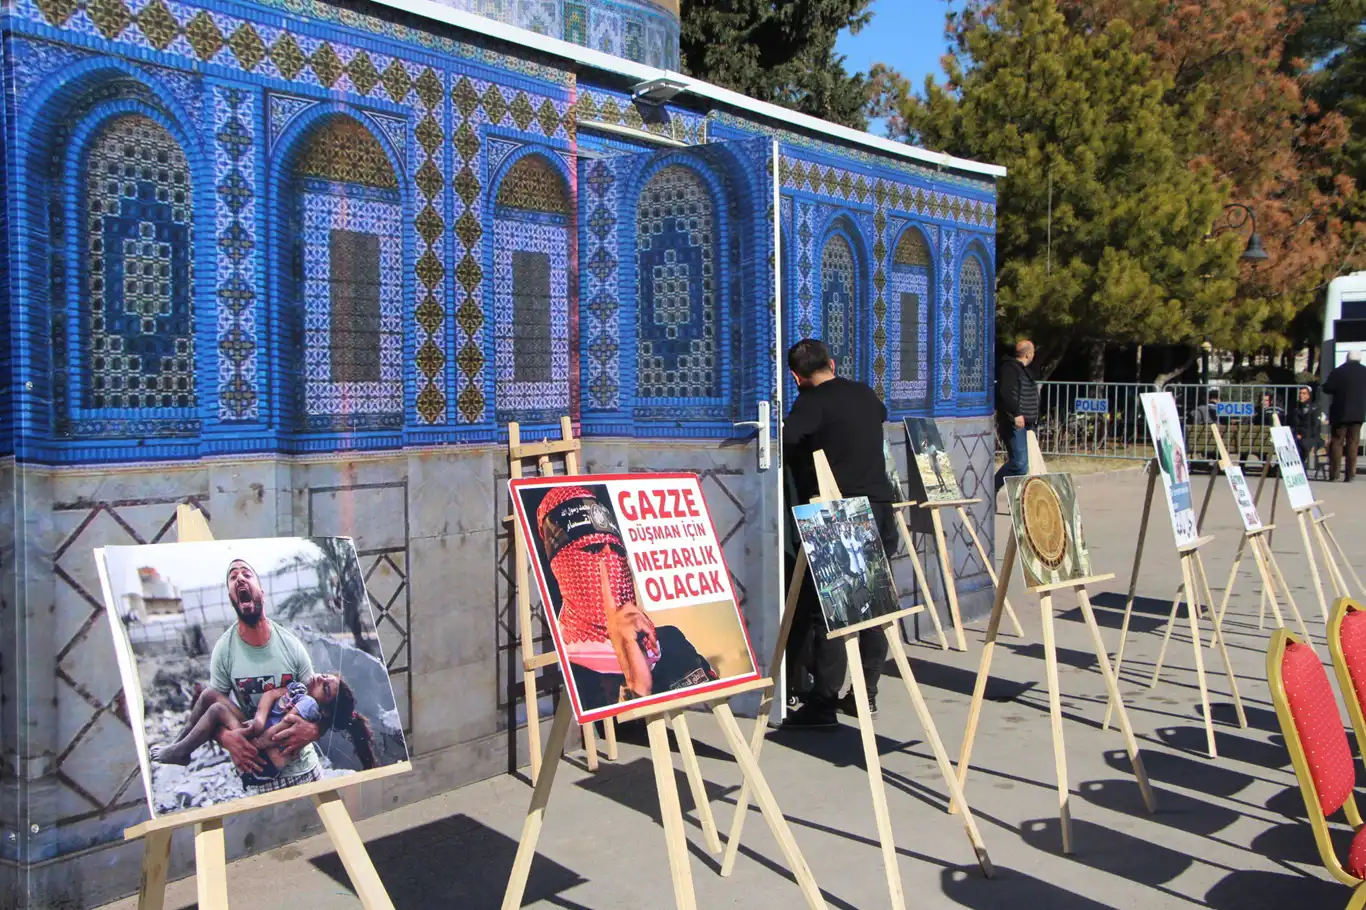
781, 703, 838, 730
838, 692, 878, 717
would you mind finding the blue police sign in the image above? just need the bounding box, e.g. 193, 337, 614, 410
1216, 402, 1256, 418
1074, 398, 1108, 414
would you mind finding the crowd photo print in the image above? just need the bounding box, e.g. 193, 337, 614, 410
792, 496, 900, 632
97, 538, 410, 817
510, 474, 760, 722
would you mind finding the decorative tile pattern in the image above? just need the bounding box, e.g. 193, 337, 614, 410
576, 87, 706, 146
411, 69, 448, 426
299, 187, 404, 429
493, 220, 570, 420
296, 117, 398, 188
777, 153, 996, 229
895, 225, 931, 267
637, 164, 717, 400
795, 201, 814, 337
939, 226, 957, 401
581, 156, 621, 411
891, 224, 932, 409
214, 87, 257, 420
819, 233, 855, 377
84, 114, 195, 410
496, 154, 569, 215
960, 252, 987, 395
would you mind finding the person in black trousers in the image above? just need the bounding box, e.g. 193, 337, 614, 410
1290, 385, 1324, 470
1324, 351, 1366, 481
782, 339, 900, 728
995, 340, 1039, 491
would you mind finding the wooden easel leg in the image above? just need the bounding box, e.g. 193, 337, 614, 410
721, 550, 808, 877
582, 722, 600, 772
1179, 555, 1218, 759
1197, 464, 1218, 532
1323, 521, 1365, 595
1264, 540, 1314, 646
884, 629, 994, 875
313, 790, 396, 910
605, 717, 619, 761
956, 505, 1024, 638
1257, 472, 1282, 625
896, 511, 947, 650
1104, 462, 1157, 730
1147, 583, 1184, 688
1194, 553, 1247, 730
845, 636, 906, 910
1313, 519, 1348, 597
194, 819, 230, 910
502, 697, 574, 910
1246, 536, 1287, 634
950, 536, 1015, 814
672, 712, 721, 855
1211, 534, 1248, 639
647, 715, 699, 910
1297, 510, 1332, 625
930, 508, 967, 651
711, 704, 827, 910
1075, 589, 1156, 812
1037, 592, 1073, 854
136, 829, 172, 910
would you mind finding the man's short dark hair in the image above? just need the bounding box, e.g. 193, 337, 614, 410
1208, 389, 1221, 402
788, 339, 832, 379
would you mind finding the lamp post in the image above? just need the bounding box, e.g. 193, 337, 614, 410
1211, 202, 1269, 263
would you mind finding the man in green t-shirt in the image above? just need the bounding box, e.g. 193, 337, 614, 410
209, 558, 324, 793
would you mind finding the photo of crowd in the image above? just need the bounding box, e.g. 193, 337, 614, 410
792, 496, 900, 632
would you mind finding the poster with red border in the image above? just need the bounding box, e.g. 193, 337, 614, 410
509, 473, 761, 723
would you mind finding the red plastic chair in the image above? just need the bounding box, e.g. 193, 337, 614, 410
1268, 628, 1366, 909
1330, 598, 1366, 753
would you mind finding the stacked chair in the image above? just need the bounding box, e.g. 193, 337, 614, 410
1267, 598, 1366, 910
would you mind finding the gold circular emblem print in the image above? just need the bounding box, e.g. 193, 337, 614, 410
1021, 477, 1068, 569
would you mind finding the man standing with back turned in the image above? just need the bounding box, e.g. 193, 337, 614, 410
996, 340, 1039, 491
782, 339, 900, 728
1324, 350, 1366, 481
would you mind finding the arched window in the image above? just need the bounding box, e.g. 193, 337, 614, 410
891, 226, 932, 408
83, 114, 194, 410
636, 164, 718, 400
959, 252, 989, 396
287, 116, 402, 431
820, 233, 857, 376
493, 153, 572, 421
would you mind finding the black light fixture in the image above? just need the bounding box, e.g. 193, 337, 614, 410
1210, 202, 1269, 265
1240, 230, 1269, 262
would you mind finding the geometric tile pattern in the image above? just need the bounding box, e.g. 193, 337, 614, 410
959, 251, 987, 396
819, 232, 856, 377
575, 87, 706, 145
939, 225, 958, 401
84, 114, 195, 410
295, 117, 398, 188
779, 153, 996, 229
411, 74, 449, 426
493, 218, 570, 422
495, 154, 570, 215
795, 201, 815, 337
891, 223, 933, 409
636, 164, 718, 400
581, 155, 622, 411
214, 87, 257, 420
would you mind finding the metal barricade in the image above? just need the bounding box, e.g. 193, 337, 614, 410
1030, 381, 1154, 460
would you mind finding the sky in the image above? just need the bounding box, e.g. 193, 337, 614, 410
835, 1, 956, 135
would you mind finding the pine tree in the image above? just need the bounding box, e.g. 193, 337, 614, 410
679, 0, 874, 130
870, 0, 1242, 378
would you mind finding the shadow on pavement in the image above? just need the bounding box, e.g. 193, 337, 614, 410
309, 813, 587, 909
1103, 748, 1257, 799
939, 864, 1122, 909
898, 659, 1036, 702
1078, 778, 1240, 837
1206, 868, 1346, 909
1154, 725, 1290, 769
1004, 641, 1099, 671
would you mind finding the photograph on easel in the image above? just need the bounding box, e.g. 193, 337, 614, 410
1225, 465, 1264, 532
510, 474, 760, 723
884, 436, 905, 500
95, 538, 409, 818
792, 496, 900, 632
1140, 391, 1198, 545
904, 417, 963, 501
1004, 474, 1092, 588
1270, 425, 1317, 510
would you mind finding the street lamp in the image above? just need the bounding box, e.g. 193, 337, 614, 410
1210, 202, 1270, 263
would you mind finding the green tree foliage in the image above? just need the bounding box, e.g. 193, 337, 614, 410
278, 538, 379, 658
679, 0, 874, 129
1295, 1, 1366, 239
870, 0, 1242, 377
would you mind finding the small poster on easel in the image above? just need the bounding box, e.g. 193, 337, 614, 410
1140, 391, 1198, 546
905, 417, 963, 501
1225, 465, 1264, 532
1270, 425, 1316, 510
792, 496, 900, 631
96, 537, 410, 819
510, 474, 760, 723
1004, 474, 1091, 588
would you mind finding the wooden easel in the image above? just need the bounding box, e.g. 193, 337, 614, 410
951, 432, 1157, 853
1102, 450, 1247, 757
128, 504, 408, 910
903, 497, 1025, 651
886, 500, 949, 650
499, 677, 826, 910
506, 418, 617, 783
721, 452, 994, 909
1200, 424, 1312, 645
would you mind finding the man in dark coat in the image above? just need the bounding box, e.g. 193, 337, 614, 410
1323, 351, 1366, 481
1290, 385, 1325, 470
995, 339, 1039, 491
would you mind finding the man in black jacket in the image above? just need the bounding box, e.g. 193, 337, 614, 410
781, 339, 899, 728
1324, 351, 1366, 481
1290, 385, 1324, 470
995, 340, 1039, 491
